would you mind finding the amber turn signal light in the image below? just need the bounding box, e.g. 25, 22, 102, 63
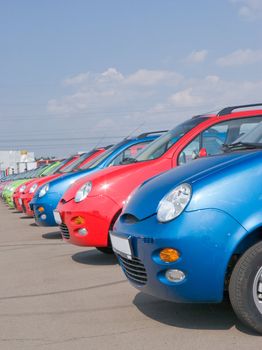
159, 248, 180, 263
73, 216, 85, 225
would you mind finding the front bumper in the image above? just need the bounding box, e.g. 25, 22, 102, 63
20, 194, 34, 217
13, 193, 23, 211
57, 195, 121, 247
5, 193, 15, 208
113, 209, 247, 303
30, 192, 62, 226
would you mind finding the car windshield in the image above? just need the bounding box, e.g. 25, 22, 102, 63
236, 121, 262, 145
46, 160, 68, 175
224, 121, 262, 151
62, 150, 97, 173
29, 165, 46, 178
78, 143, 124, 170
135, 117, 209, 161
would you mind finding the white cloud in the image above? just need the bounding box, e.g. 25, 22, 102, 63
48, 68, 183, 115
150, 74, 262, 116
64, 73, 90, 86
185, 50, 208, 63
97, 68, 124, 84
47, 67, 262, 155
217, 49, 262, 66
169, 88, 203, 107
230, 0, 262, 20
125, 69, 182, 86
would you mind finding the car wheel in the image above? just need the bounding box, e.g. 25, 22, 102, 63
229, 241, 262, 334
96, 247, 113, 254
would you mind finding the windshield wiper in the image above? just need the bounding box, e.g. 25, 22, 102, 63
120, 157, 138, 165
223, 142, 262, 152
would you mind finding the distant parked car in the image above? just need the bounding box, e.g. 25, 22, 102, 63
17, 148, 106, 216
2, 163, 60, 208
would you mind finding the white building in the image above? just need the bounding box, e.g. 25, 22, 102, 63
0, 150, 36, 175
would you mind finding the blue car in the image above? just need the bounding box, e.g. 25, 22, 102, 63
30, 131, 166, 226
111, 123, 262, 333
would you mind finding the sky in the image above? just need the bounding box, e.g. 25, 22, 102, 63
0, 0, 262, 157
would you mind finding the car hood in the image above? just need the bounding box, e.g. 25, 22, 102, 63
60, 158, 171, 203
122, 151, 261, 221
36, 168, 100, 196
23, 174, 61, 194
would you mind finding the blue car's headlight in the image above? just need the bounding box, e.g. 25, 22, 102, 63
39, 184, 49, 198
157, 183, 192, 223
75, 182, 92, 203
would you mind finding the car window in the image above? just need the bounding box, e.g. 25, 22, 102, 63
178, 136, 200, 165
108, 141, 151, 166
178, 116, 262, 165
239, 121, 261, 135
135, 116, 209, 162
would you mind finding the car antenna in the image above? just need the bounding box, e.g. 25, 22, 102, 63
93, 134, 105, 149
123, 121, 145, 141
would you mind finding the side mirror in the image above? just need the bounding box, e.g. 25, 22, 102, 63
198, 148, 207, 158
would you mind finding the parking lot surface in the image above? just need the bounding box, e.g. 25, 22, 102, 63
0, 201, 261, 349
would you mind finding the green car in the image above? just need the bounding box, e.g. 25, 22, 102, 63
2, 162, 61, 208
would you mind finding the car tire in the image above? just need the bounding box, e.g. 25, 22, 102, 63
96, 247, 113, 254
229, 241, 262, 334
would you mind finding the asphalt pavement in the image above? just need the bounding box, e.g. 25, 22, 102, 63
0, 201, 261, 349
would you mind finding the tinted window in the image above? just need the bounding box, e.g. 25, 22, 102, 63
79, 143, 123, 170
61, 151, 96, 173
237, 120, 262, 144
135, 117, 208, 162
108, 141, 151, 166
178, 116, 262, 165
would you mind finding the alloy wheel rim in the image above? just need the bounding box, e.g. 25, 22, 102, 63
253, 266, 262, 314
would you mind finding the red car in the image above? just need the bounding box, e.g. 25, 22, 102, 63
13, 156, 80, 212
56, 104, 262, 253
15, 148, 106, 216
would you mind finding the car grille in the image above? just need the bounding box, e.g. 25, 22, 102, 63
118, 254, 147, 285
60, 223, 70, 239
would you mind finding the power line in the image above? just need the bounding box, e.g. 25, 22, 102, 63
0, 105, 202, 120
0, 136, 125, 143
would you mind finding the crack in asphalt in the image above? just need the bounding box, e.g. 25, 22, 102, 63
0, 244, 65, 253
0, 326, 153, 346
0, 280, 127, 301
0, 338, 46, 343
0, 242, 64, 248
40, 326, 153, 347
0, 303, 135, 317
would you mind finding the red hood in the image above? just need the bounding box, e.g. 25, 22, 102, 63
61, 157, 172, 205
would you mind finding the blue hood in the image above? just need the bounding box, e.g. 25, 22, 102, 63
36, 168, 99, 197
123, 150, 262, 221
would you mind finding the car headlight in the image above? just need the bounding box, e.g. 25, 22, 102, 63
39, 184, 49, 198
75, 182, 92, 203
19, 185, 26, 193
29, 183, 38, 194
157, 183, 192, 223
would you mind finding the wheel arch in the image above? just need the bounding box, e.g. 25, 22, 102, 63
225, 225, 262, 288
